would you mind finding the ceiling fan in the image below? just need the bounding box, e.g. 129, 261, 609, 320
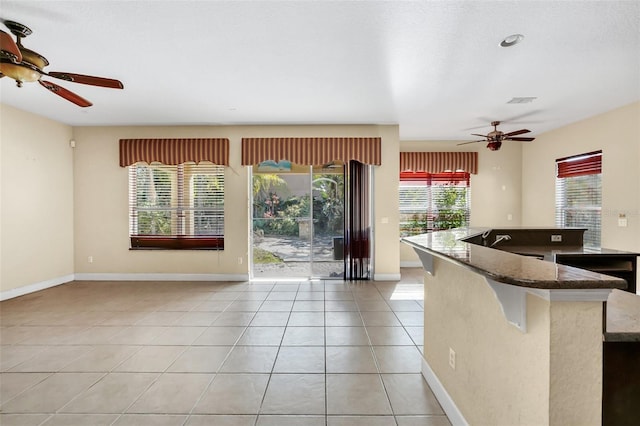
458, 121, 535, 151
0, 20, 123, 107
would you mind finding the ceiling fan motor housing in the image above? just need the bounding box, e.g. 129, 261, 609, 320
487, 130, 503, 141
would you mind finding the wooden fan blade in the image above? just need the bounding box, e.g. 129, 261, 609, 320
0, 30, 22, 62
503, 129, 530, 137
505, 137, 535, 142
39, 80, 92, 107
47, 71, 124, 89
457, 140, 485, 146
471, 133, 488, 138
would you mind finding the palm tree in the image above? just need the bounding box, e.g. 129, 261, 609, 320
253, 174, 289, 201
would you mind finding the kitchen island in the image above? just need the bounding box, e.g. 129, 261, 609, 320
402, 227, 635, 426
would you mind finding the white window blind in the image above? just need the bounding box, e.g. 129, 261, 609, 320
399, 172, 470, 236
555, 151, 602, 248
128, 162, 225, 249
399, 180, 430, 236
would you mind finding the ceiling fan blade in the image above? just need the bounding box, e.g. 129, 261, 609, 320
505, 137, 535, 142
457, 140, 485, 146
47, 71, 124, 89
501, 110, 542, 122
503, 129, 530, 137
39, 80, 92, 107
0, 29, 22, 62
471, 133, 488, 138
464, 125, 489, 131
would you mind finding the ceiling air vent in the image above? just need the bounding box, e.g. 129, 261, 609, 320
507, 97, 537, 104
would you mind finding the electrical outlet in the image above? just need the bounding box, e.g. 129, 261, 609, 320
88, 256, 93, 263
237, 257, 243, 265
551, 235, 562, 242
449, 347, 456, 370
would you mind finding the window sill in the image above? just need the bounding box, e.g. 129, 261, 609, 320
130, 236, 224, 250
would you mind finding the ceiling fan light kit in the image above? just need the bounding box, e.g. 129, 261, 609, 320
0, 20, 123, 107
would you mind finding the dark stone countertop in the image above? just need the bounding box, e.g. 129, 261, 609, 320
402, 227, 628, 291
606, 289, 640, 342
494, 245, 638, 262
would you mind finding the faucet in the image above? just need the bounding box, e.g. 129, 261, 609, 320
490, 234, 512, 247
481, 230, 491, 246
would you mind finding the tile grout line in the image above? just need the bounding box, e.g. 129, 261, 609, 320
359, 285, 401, 425
253, 280, 295, 425
186, 283, 263, 421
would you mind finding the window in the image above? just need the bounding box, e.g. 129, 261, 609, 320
555, 151, 602, 248
399, 172, 470, 237
128, 162, 224, 249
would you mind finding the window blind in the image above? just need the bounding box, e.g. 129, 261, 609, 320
399, 172, 470, 236
129, 162, 225, 249
556, 150, 602, 178
555, 151, 602, 248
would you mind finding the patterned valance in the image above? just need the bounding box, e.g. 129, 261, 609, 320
241, 137, 381, 166
400, 151, 478, 174
119, 138, 229, 167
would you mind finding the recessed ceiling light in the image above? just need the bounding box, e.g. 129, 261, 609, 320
500, 34, 524, 47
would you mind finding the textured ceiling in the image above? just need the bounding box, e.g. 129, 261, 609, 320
1, 0, 638, 141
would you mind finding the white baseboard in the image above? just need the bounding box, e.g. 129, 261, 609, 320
2, 271, 406, 300
373, 273, 402, 281
0, 274, 74, 301
400, 260, 423, 268
421, 357, 469, 426
74, 273, 250, 282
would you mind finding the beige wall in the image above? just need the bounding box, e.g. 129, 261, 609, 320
73, 126, 247, 277
400, 141, 522, 264
424, 257, 603, 425
403, 103, 640, 265
72, 124, 400, 279
0, 105, 400, 293
3, 100, 636, 292
1, 104, 74, 296
522, 102, 640, 253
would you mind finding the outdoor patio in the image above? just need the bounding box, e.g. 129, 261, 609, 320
253, 235, 344, 278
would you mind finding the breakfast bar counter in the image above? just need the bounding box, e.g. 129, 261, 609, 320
402, 227, 628, 290
402, 227, 635, 426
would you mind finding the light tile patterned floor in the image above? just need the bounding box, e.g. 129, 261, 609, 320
0, 268, 451, 426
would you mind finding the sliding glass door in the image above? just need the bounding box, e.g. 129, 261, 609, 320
251, 162, 344, 279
